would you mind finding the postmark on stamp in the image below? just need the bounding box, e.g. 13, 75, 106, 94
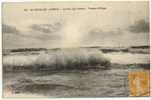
128, 71, 150, 96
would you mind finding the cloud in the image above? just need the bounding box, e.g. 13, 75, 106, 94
29, 23, 62, 41
84, 28, 121, 41
128, 19, 149, 33
80, 27, 126, 46
3, 22, 62, 40
2, 24, 19, 34
30, 22, 61, 33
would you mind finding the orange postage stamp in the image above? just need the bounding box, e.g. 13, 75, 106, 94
128, 71, 150, 96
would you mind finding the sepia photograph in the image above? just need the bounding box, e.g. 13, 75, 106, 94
2, 1, 150, 97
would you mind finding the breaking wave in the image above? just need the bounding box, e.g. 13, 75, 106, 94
3, 49, 111, 71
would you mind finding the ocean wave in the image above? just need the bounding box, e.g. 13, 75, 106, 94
3, 49, 111, 71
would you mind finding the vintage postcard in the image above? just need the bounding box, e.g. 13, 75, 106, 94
2, 1, 150, 97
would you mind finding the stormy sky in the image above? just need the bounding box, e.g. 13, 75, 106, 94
2, 2, 149, 49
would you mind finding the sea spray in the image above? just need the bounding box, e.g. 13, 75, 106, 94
3, 48, 111, 71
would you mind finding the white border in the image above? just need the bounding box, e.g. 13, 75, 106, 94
0, 0, 150, 100
0, 0, 150, 2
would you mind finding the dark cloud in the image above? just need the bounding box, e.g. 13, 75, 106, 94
128, 19, 149, 33
2, 24, 19, 34
2, 24, 61, 42
29, 22, 62, 40
30, 22, 61, 33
